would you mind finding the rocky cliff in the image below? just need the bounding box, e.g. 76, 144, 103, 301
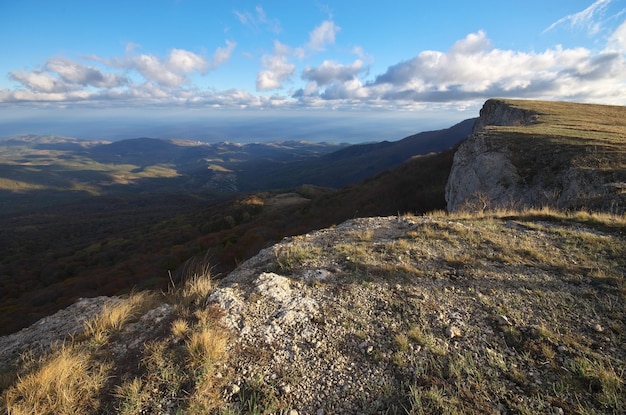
446, 99, 626, 213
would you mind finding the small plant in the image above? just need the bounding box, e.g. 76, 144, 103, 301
274, 244, 321, 271
186, 326, 228, 370
171, 318, 191, 339
395, 333, 410, 352
177, 256, 215, 307
114, 377, 146, 415
503, 326, 524, 349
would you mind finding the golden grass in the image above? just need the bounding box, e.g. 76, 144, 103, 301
186, 326, 228, 369
275, 243, 322, 271
2, 345, 109, 415
83, 291, 159, 344
171, 318, 191, 339
0, 246, 233, 414
175, 256, 215, 307
113, 377, 146, 415
496, 99, 626, 143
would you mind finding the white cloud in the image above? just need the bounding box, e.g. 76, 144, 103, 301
607, 19, 626, 51
234, 6, 281, 34
253, 20, 342, 92
4, 23, 626, 111
213, 40, 237, 67
302, 59, 364, 86
256, 55, 295, 91
368, 30, 618, 103
544, 0, 612, 34
9, 69, 72, 93
168, 49, 208, 73
45, 58, 127, 88
307, 20, 340, 51
101, 43, 233, 88
321, 78, 367, 100
113, 49, 208, 87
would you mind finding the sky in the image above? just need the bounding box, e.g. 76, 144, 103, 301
1, 0, 625, 142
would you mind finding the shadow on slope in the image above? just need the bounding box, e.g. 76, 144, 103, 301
0, 143, 458, 336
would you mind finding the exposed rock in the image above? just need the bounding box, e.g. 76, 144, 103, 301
472, 98, 539, 132
446, 99, 626, 213
0, 296, 121, 367
2, 199, 624, 414
446, 325, 463, 339
204, 214, 625, 414
497, 315, 513, 326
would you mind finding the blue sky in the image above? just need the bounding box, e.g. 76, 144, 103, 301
1, 0, 625, 142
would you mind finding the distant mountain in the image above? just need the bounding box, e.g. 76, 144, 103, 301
235, 118, 475, 190
0, 123, 465, 335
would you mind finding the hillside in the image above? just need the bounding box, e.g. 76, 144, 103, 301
0, 127, 464, 335
1, 98, 625, 414
235, 118, 474, 190
1, 209, 624, 414
0, 147, 457, 336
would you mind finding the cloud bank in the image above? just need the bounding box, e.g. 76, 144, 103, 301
2, 13, 626, 111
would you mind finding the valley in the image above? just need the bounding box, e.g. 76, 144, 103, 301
0, 123, 471, 335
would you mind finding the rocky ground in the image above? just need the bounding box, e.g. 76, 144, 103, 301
1, 211, 624, 414
211, 213, 625, 414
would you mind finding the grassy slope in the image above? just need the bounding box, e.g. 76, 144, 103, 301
486, 99, 626, 187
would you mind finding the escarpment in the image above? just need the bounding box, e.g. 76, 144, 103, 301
446, 99, 626, 213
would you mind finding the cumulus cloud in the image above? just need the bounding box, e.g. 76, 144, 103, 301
107, 48, 209, 87
3, 42, 238, 105
256, 54, 295, 91
94, 42, 234, 88
4, 21, 626, 111
302, 59, 364, 86
45, 58, 127, 88
544, 0, 612, 34
254, 20, 342, 92
9, 70, 73, 93
368, 30, 620, 103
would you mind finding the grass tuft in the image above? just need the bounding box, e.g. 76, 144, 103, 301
3, 345, 109, 415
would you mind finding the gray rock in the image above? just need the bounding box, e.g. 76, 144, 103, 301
0, 296, 121, 367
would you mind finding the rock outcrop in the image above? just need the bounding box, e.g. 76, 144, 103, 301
446, 99, 626, 213
2, 212, 625, 414
0, 297, 120, 367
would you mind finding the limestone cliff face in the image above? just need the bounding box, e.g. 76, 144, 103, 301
445, 99, 626, 212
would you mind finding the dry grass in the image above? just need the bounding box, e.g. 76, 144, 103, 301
171, 318, 191, 339
176, 256, 215, 307
2, 204, 624, 414
83, 291, 159, 344
186, 326, 228, 370
2, 345, 109, 415
275, 243, 323, 272
1, 261, 231, 415
112, 271, 230, 414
